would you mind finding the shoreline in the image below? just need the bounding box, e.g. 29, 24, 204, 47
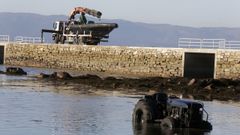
35, 71, 240, 102
1, 67, 240, 102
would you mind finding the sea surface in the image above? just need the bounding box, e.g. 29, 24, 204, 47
0, 66, 239, 135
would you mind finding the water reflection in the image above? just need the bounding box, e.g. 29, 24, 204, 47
0, 68, 239, 135
133, 123, 211, 135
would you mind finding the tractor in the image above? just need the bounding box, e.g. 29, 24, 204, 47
132, 93, 212, 130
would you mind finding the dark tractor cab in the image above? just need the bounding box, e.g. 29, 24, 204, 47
132, 93, 212, 131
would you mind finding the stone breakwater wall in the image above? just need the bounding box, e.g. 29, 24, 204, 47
4, 44, 183, 77
216, 50, 240, 79
3, 43, 240, 79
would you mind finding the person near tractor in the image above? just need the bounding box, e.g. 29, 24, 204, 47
79, 12, 87, 24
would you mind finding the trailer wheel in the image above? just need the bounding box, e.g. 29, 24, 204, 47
60, 36, 65, 44
132, 100, 155, 124
86, 42, 98, 45
54, 35, 59, 44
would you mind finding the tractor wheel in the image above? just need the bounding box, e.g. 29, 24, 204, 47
87, 41, 99, 45
132, 99, 155, 124
200, 121, 212, 131
161, 117, 176, 129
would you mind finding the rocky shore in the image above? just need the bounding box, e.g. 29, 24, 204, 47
2, 67, 240, 101
37, 71, 240, 102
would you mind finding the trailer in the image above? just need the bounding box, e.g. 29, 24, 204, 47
41, 7, 118, 45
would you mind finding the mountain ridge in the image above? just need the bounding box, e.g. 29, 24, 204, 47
1, 12, 240, 47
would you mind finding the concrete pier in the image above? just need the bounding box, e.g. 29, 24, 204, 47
2, 43, 240, 79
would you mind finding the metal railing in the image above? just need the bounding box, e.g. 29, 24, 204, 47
225, 41, 240, 49
0, 35, 10, 43
178, 38, 240, 49
14, 36, 43, 43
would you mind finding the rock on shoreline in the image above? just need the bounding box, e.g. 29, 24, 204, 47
1, 67, 240, 101
37, 71, 240, 102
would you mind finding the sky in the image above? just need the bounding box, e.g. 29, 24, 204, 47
1, 0, 240, 27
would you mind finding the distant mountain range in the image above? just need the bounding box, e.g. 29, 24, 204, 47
1, 12, 240, 47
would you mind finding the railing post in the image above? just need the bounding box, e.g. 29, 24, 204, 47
14, 36, 42, 44
0, 35, 10, 43
212, 40, 214, 48
189, 39, 191, 48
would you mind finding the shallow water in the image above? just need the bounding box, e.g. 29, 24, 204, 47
0, 67, 239, 135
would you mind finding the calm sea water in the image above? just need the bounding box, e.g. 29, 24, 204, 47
0, 67, 239, 135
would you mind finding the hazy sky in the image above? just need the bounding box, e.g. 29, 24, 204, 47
1, 0, 240, 27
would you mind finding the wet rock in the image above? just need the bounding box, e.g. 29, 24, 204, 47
34, 72, 240, 102
37, 73, 50, 78
198, 79, 209, 88
51, 72, 72, 79
193, 94, 212, 101
76, 74, 102, 80
104, 76, 117, 81
228, 85, 234, 89
211, 79, 233, 87
188, 78, 196, 86
235, 86, 240, 92
6, 67, 27, 75
204, 84, 213, 91
169, 94, 180, 99
183, 94, 194, 99
0, 70, 5, 74
148, 89, 158, 94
